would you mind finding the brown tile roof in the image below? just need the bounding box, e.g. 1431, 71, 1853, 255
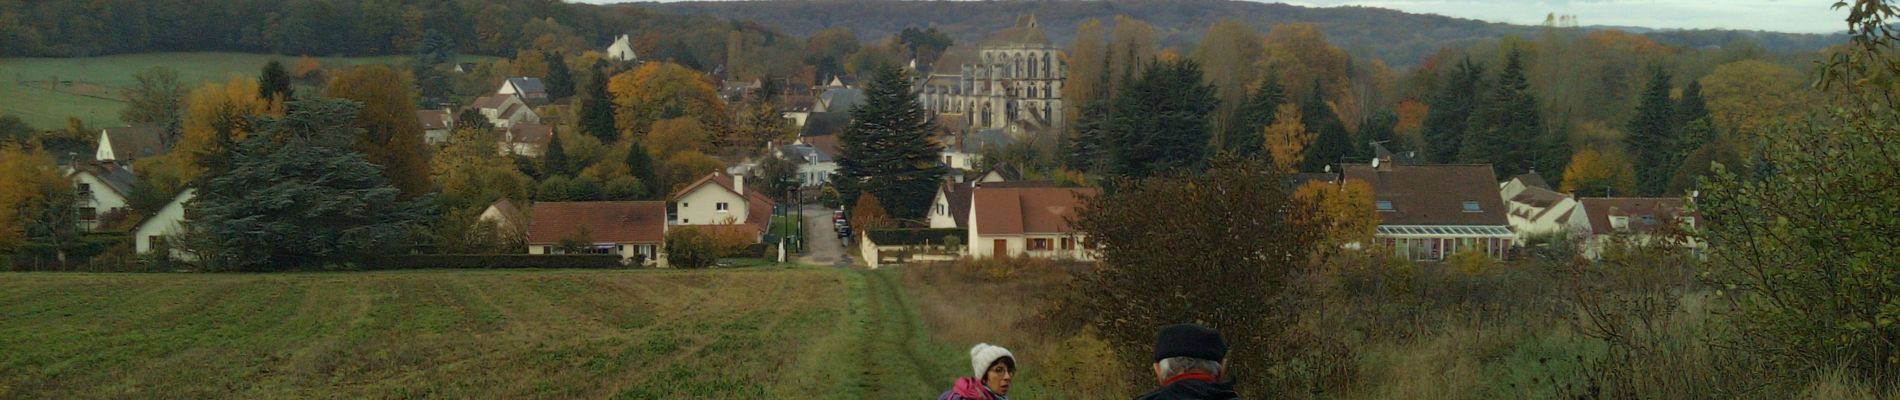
971, 186, 1099, 235
99, 126, 166, 160
508, 123, 553, 145
527, 201, 667, 244
1579, 197, 1695, 235
800, 111, 850, 137
802, 134, 842, 159
943, 181, 975, 229
1344, 163, 1508, 226
471, 95, 509, 110
1511, 172, 1552, 190
417, 110, 451, 130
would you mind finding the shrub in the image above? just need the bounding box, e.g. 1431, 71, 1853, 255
360, 254, 623, 270
665, 227, 718, 268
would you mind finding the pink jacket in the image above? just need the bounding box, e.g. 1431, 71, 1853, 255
937, 377, 996, 400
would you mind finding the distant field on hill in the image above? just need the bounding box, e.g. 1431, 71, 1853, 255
0, 52, 483, 130
0, 267, 926, 399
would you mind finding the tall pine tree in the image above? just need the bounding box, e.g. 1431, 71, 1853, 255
544, 132, 569, 176
1627, 67, 1676, 195
1300, 81, 1353, 172
544, 51, 575, 100
1229, 78, 1287, 159
579, 64, 617, 143
1675, 79, 1709, 130
1068, 54, 1115, 173
1422, 56, 1485, 163
1105, 58, 1219, 178
834, 64, 945, 220
625, 141, 657, 199
1460, 49, 1549, 177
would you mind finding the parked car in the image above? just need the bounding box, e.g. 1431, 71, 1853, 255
837, 226, 852, 238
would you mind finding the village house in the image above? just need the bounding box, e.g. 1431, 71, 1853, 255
65, 161, 136, 231
481, 198, 528, 237
1346, 155, 1516, 261
471, 93, 539, 129
1499, 172, 1580, 241
499, 123, 554, 157
132, 188, 196, 261
498, 77, 550, 106
927, 172, 1039, 230
526, 201, 667, 263
967, 185, 1097, 260
670, 172, 775, 243
1568, 197, 1702, 259
416, 108, 454, 145
606, 34, 639, 62
919, 15, 1066, 132
773, 142, 837, 187
94, 126, 165, 162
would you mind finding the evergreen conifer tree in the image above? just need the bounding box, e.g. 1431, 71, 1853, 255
1068, 55, 1115, 173
579, 64, 618, 143
834, 64, 945, 220
1675, 79, 1709, 129
1299, 81, 1353, 172
1627, 68, 1676, 195
544, 51, 575, 100
1422, 57, 1485, 163
1231, 78, 1287, 159
625, 141, 657, 199
1104, 59, 1219, 178
259, 60, 291, 101
544, 132, 568, 176
1460, 49, 1548, 177
191, 98, 431, 271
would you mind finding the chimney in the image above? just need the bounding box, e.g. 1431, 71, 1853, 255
734, 174, 745, 196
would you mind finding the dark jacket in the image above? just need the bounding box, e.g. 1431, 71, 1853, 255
1135, 379, 1239, 400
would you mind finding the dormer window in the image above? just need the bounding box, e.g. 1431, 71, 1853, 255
1639, 215, 1658, 225
1462, 201, 1481, 212
1375, 200, 1395, 212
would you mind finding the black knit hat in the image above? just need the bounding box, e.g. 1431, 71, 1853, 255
1153, 324, 1228, 362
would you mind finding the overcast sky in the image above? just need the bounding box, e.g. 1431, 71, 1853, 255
577, 1, 1849, 34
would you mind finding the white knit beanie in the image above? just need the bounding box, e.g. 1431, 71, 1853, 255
969, 343, 1016, 377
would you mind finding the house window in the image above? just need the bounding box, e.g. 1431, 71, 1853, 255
683, 219, 690, 224
716, 202, 729, 212
80, 207, 97, 221
77, 183, 91, 195
1375, 200, 1394, 212
1030, 238, 1052, 250
1640, 215, 1658, 225
1462, 201, 1482, 212
682, 202, 689, 208
1060, 238, 1074, 250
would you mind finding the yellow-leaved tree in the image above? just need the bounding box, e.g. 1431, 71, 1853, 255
1262, 103, 1311, 174
1291, 178, 1379, 259
1260, 23, 1358, 130
177, 77, 272, 181
0, 145, 69, 252
609, 62, 728, 139
1560, 144, 1637, 197
322, 64, 432, 199
1700, 60, 1813, 151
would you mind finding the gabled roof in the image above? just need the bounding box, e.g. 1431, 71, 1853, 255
508, 123, 554, 145
1344, 163, 1508, 227
800, 112, 851, 137
472, 94, 512, 110
671, 172, 776, 235
99, 126, 166, 160
971, 186, 1098, 235
1512, 172, 1552, 190
985, 162, 1023, 182
817, 88, 864, 113
485, 198, 527, 228
527, 201, 667, 244
70, 160, 136, 198
802, 135, 842, 160
942, 181, 975, 229
669, 172, 745, 202
504, 77, 547, 94
417, 110, 451, 130
1579, 197, 1695, 235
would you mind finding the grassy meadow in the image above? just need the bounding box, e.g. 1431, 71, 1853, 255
0, 52, 482, 130
0, 266, 966, 399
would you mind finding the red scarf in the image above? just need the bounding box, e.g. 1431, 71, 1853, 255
1161, 372, 1218, 387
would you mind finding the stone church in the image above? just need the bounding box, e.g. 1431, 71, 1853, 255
918, 15, 1066, 133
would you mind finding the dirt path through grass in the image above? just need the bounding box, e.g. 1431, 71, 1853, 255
855, 267, 960, 398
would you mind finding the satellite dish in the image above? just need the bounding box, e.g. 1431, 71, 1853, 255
1371, 157, 1382, 169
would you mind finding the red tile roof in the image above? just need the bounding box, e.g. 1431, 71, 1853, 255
508, 123, 553, 145
1578, 197, 1695, 235
526, 201, 667, 244
971, 186, 1098, 235
417, 110, 451, 130
1344, 163, 1508, 226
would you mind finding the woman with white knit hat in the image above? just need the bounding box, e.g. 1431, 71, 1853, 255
937, 343, 1016, 400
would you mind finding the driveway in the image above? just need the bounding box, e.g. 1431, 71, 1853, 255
796, 204, 853, 267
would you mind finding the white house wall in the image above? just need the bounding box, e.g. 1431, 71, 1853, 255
132, 189, 196, 261
675, 186, 748, 226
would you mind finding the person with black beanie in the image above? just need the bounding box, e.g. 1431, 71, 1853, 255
1137, 323, 1239, 400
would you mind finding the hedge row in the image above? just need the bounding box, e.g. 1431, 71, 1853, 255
360, 254, 626, 270
865, 228, 968, 246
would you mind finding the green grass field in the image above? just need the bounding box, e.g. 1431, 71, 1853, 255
0, 266, 975, 399
0, 52, 481, 130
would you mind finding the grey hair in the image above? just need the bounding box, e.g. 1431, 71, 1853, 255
1158, 356, 1222, 377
